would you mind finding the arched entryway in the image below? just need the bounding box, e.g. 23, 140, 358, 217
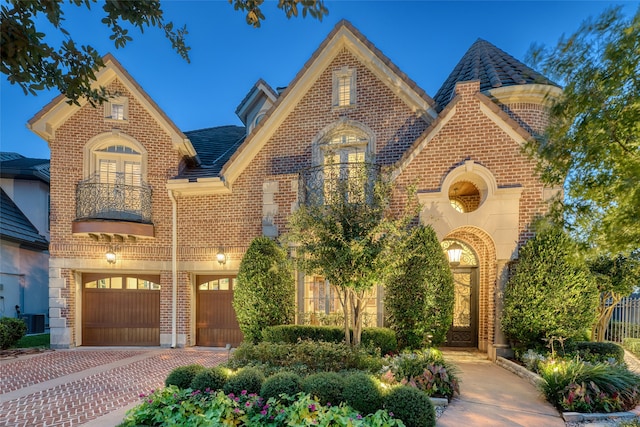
441, 228, 497, 351
442, 240, 478, 347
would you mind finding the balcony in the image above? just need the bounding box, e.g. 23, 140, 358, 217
73, 175, 154, 239
298, 162, 380, 206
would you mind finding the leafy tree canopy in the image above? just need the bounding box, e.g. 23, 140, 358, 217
1, 0, 328, 105
526, 6, 640, 253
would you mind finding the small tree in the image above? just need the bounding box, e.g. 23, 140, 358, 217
233, 236, 295, 343
384, 225, 454, 348
286, 168, 416, 346
588, 251, 640, 342
502, 225, 599, 351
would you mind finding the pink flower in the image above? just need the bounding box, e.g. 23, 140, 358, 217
308, 404, 316, 411
241, 390, 247, 395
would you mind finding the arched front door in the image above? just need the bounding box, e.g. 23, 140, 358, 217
442, 240, 479, 347
447, 267, 478, 347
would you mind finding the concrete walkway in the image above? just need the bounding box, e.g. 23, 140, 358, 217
438, 349, 565, 427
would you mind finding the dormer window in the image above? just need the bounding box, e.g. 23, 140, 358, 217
333, 67, 356, 108
105, 97, 128, 121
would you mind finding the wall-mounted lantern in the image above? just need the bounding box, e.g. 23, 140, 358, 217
216, 249, 227, 265
447, 242, 463, 267
106, 249, 116, 264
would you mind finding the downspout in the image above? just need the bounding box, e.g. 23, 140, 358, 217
168, 189, 178, 348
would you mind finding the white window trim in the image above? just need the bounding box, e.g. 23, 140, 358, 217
104, 96, 129, 122
83, 132, 147, 182
332, 66, 356, 108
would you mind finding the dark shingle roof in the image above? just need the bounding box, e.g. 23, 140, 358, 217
0, 188, 49, 250
177, 126, 246, 179
433, 39, 558, 108
0, 153, 50, 183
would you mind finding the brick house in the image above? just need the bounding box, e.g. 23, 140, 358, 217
29, 21, 560, 358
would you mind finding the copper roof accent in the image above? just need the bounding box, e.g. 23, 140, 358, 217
433, 39, 558, 108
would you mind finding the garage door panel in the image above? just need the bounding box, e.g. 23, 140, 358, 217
196, 276, 243, 347
82, 275, 160, 346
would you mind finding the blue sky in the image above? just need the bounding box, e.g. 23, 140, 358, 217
1, 1, 637, 160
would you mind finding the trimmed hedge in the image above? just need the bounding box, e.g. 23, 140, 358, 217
165, 364, 205, 389
563, 341, 625, 364
223, 367, 265, 395
227, 340, 383, 374
259, 372, 302, 401
385, 386, 436, 427
262, 325, 398, 355
0, 317, 27, 349
301, 372, 345, 406
342, 372, 383, 415
190, 367, 228, 392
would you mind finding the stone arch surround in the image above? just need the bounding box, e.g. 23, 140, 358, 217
444, 226, 496, 352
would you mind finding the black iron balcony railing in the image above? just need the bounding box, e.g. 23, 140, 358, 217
298, 162, 380, 206
76, 175, 152, 223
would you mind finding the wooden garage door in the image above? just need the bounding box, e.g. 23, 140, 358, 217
83, 274, 160, 346
196, 275, 243, 347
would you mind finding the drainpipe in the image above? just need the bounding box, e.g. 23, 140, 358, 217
168, 189, 178, 348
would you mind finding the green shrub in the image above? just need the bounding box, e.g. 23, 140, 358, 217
190, 366, 227, 392
223, 367, 265, 395
342, 372, 383, 415
233, 237, 295, 343
120, 387, 405, 427
624, 338, 640, 357
0, 317, 28, 349
380, 349, 460, 400
227, 340, 383, 374
384, 386, 436, 427
539, 359, 640, 412
563, 341, 625, 364
262, 325, 398, 356
301, 372, 345, 406
260, 372, 302, 401
502, 226, 599, 351
165, 364, 205, 389
262, 325, 344, 343
384, 226, 454, 348
361, 328, 398, 356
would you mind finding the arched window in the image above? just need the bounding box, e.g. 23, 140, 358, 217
78, 134, 150, 222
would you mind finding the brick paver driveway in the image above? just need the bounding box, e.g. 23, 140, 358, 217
0, 348, 227, 427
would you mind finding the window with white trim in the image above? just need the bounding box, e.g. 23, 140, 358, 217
322, 132, 368, 203
332, 67, 356, 108
104, 97, 129, 121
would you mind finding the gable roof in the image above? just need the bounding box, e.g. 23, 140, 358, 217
219, 19, 438, 185
176, 126, 246, 179
235, 79, 279, 125
28, 54, 196, 158
433, 39, 558, 108
0, 188, 49, 250
0, 153, 50, 183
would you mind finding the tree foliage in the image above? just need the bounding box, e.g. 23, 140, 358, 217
526, 6, 640, 252
1, 0, 328, 105
285, 170, 417, 347
233, 236, 295, 343
588, 251, 640, 342
502, 225, 599, 351
384, 225, 454, 349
